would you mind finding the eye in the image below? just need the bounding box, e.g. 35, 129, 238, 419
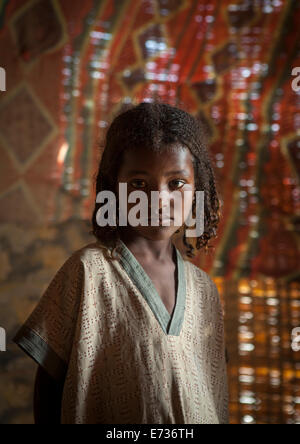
169, 179, 186, 189
130, 179, 146, 189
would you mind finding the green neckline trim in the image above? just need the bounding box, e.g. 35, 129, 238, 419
117, 238, 186, 336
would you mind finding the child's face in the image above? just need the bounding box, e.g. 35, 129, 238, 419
116, 143, 195, 241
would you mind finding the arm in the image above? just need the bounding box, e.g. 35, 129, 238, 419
33, 365, 65, 424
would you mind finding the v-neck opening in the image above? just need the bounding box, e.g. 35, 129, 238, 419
116, 238, 186, 336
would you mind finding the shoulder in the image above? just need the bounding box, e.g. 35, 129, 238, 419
44, 242, 108, 289
183, 259, 220, 305
62, 241, 110, 268
59, 241, 115, 283
184, 259, 216, 289
183, 260, 225, 333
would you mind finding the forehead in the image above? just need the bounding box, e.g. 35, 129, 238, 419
119, 144, 194, 175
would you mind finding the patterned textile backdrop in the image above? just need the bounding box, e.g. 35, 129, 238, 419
0, 0, 299, 424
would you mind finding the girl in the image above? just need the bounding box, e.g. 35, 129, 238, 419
13, 101, 229, 424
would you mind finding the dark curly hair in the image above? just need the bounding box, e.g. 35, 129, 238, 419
90, 101, 221, 260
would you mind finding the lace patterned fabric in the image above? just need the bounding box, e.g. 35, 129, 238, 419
13, 241, 229, 424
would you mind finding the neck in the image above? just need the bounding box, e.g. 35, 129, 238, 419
118, 228, 174, 262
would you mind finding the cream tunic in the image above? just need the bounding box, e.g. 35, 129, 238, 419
13, 238, 229, 424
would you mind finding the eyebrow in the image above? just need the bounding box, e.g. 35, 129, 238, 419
127, 169, 190, 177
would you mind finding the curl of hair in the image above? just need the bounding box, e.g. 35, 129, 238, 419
90, 101, 222, 259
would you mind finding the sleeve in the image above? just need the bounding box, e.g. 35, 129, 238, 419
208, 276, 230, 425
12, 252, 84, 382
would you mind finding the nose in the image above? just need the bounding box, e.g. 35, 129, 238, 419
147, 188, 174, 218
